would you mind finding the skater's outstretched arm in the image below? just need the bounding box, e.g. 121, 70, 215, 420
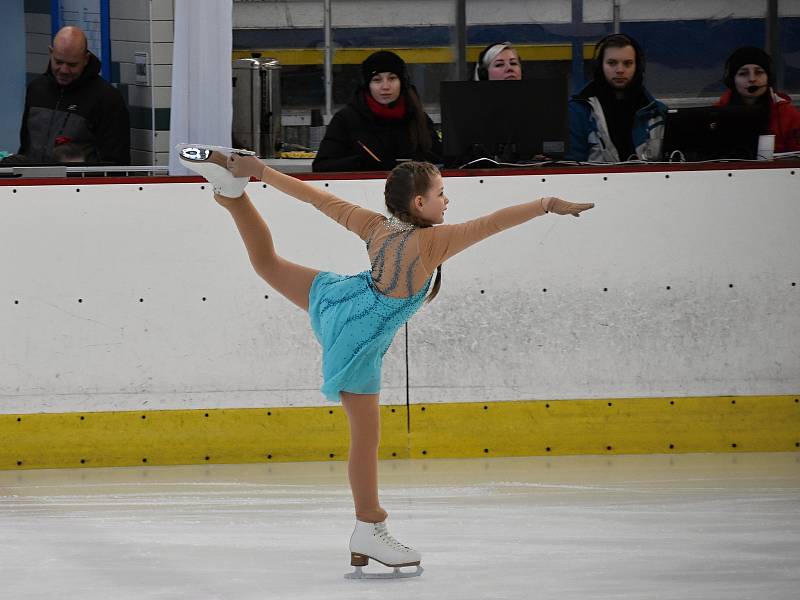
420, 197, 593, 270
228, 154, 384, 241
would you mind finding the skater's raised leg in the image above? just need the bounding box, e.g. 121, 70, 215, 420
214, 192, 319, 310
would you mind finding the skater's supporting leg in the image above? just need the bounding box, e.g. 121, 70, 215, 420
215, 192, 319, 311
341, 392, 387, 523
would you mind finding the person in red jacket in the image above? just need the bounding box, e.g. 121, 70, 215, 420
716, 46, 800, 153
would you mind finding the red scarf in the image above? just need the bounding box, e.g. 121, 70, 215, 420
365, 91, 407, 120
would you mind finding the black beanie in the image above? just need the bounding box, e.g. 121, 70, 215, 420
362, 50, 406, 85
725, 46, 773, 88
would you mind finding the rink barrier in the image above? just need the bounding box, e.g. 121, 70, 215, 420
1, 395, 797, 470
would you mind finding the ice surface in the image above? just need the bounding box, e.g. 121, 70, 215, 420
1, 453, 799, 600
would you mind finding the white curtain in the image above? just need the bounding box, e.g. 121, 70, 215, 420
169, 0, 233, 175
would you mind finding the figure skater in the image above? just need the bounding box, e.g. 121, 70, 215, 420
178, 145, 594, 578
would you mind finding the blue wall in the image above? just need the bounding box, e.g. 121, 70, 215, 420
0, 0, 26, 154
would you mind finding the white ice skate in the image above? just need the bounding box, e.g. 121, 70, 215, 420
344, 520, 423, 580
176, 143, 255, 198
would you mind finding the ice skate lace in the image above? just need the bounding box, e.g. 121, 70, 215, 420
373, 523, 412, 552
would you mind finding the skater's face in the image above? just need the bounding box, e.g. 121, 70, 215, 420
412, 173, 448, 225
369, 72, 402, 105
602, 45, 636, 91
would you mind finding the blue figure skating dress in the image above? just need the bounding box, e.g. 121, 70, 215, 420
309, 270, 431, 401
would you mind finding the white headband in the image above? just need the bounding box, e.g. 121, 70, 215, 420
473, 42, 514, 81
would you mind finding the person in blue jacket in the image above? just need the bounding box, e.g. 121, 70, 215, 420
566, 34, 666, 162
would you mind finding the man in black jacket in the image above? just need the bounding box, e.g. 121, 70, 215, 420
16, 26, 130, 165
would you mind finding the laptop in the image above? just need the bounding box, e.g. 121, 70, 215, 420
440, 79, 568, 167
662, 105, 764, 161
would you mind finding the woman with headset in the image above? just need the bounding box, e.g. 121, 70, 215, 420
566, 34, 667, 162
472, 42, 522, 81
715, 46, 800, 153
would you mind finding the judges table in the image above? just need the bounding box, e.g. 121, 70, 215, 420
1, 160, 798, 468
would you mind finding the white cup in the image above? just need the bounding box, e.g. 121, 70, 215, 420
757, 134, 775, 160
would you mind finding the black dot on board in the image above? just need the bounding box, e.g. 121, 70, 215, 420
729, 284, 734, 288
665, 174, 670, 179
392, 452, 397, 457
731, 443, 738, 448
142, 458, 148, 463
14, 300, 19, 304
17, 461, 22, 466
606, 446, 613, 451
542, 288, 547, 293
80, 416, 85, 420
262, 184, 267, 188
267, 411, 272, 416
200, 185, 205, 190
138, 187, 143, 191
483, 405, 488, 410
141, 415, 146, 419
202, 297, 207, 301
390, 408, 396, 413
545, 447, 551, 452
727, 173, 732, 177
545, 403, 550, 408
80, 459, 86, 464
328, 410, 333, 414
607, 402, 613, 407
666, 286, 671, 290
205, 456, 210, 461
267, 454, 272, 459
480, 290, 485, 294
603, 287, 608, 292
479, 179, 484, 183
483, 448, 489, 453
421, 406, 426, 412
16, 417, 22, 422
204, 413, 209, 417
76, 188, 80, 192
731, 400, 736, 404
669, 444, 675, 449
77, 299, 83, 303
12, 189, 17, 193
422, 450, 427, 455
324, 183, 329, 187
329, 453, 334, 458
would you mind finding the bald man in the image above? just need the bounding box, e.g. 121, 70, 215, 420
17, 26, 130, 164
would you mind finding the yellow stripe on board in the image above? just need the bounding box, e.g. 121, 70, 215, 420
232, 43, 586, 65
2, 396, 797, 470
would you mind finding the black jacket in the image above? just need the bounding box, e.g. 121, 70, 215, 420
18, 53, 130, 164
312, 89, 441, 172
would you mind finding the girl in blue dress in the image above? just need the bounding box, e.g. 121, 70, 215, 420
178, 145, 593, 577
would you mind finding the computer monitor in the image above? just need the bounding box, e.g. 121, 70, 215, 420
662, 105, 764, 162
440, 79, 568, 167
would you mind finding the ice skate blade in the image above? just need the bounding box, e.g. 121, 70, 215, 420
175, 143, 256, 160
344, 565, 423, 580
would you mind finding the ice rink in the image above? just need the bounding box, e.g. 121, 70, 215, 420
1, 452, 799, 600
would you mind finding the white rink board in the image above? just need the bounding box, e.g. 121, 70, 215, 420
0, 167, 798, 413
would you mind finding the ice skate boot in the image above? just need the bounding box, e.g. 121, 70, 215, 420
176, 143, 255, 198
344, 520, 423, 580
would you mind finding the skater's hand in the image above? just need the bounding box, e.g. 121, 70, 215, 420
227, 153, 264, 180
543, 197, 594, 217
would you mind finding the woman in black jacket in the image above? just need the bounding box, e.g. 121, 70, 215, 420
312, 51, 441, 172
